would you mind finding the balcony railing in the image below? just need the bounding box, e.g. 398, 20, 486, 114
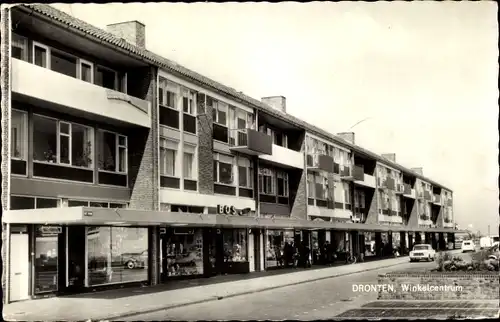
447, 199, 453, 206
403, 183, 412, 195
229, 128, 272, 156
352, 165, 365, 181
424, 191, 432, 201
433, 194, 441, 204
385, 177, 396, 190
340, 165, 354, 181
307, 153, 334, 173
395, 183, 404, 194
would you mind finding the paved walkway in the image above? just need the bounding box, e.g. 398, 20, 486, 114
4, 255, 415, 321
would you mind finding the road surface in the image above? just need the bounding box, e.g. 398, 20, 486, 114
122, 252, 472, 321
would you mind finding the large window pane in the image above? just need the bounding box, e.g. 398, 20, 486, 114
95, 67, 116, 90
218, 162, 233, 184
33, 115, 57, 163
183, 152, 193, 179
238, 166, 247, 187
11, 110, 27, 159
98, 131, 116, 171
222, 229, 247, 262
266, 230, 294, 268
60, 136, 70, 164
36, 198, 58, 209
87, 227, 148, 286
51, 50, 77, 78
10, 196, 35, 210
34, 45, 47, 68
164, 229, 204, 277
34, 226, 59, 293
72, 124, 93, 168
68, 200, 89, 207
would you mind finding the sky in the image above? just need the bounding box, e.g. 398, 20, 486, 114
52, 1, 499, 235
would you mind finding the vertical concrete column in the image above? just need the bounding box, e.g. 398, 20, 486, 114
415, 232, 422, 244
149, 227, 159, 285
375, 232, 382, 257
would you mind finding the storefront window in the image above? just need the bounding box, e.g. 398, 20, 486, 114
34, 225, 60, 294
164, 228, 204, 277
265, 230, 294, 268
223, 229, 247, 262
87, 227, 148, 286
364, 232, 376, 257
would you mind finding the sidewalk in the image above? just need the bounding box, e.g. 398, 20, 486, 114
3, 252, 457, 321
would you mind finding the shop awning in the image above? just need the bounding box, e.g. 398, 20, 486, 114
1, 207, 463, 234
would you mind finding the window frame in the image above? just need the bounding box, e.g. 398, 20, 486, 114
11, 33, 28, 61
276, 170, 289, 197
213, 153, 234, 186
182, 150, 195, 179
10, 109, 28, 161
159, 77, 179, 110
181, 88, 197, 116
33, 114, 94, 169
213, 101, 229, 127
237, 158, 253, 189
10, 195, 61, 210
307, 173, 315, 198
258, 167, 275, 195
78, 59, 94, 84
95, 65, 119, 91
97, 129, 128, 174
32, 41, 50, 68
159, 138, 179, 177
343, 182, 351, 205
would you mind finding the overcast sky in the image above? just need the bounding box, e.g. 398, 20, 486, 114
52, 2, 498, 235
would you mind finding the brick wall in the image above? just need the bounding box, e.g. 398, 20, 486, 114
378, 272, 500, 300
128, 66, 158, 211
290, 139, 307, 219
1, 5, 11, 303
436, 205, 444, 228
407, 198, 419, 229
365, 187, 379, 225
197, 94, 214, 195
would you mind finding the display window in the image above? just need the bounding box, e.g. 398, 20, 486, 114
222, 229, 247, 262
34, 225, 61, 294
87, 227, 148, 286
162, 228, 204, 277
265, 230, 294, 268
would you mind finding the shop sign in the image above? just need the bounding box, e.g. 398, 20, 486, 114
217, 204, 238, 216
38, 226, 62, 235
83, 210, 93, 217
174, 228, 194, 235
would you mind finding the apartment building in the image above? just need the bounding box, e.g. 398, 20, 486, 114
1, 4, 458, 303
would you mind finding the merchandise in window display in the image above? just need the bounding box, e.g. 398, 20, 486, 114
166, 229, 204, 277
223, 229, 248, 262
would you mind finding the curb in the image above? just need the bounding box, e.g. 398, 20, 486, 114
98, 258, 409, 321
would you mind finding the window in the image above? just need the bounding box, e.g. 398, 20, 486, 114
87, 227, 148, 286
79, 59, 94, 83
223, 229, 247, 262
182, 88, 195, 115
213, 153, 234, 185
98, 130, 127, 173
50, 49, 77, 78
183, 145, 195, 179
68, 200, 127, 208
238, 157, 253, 188
10, 196, 59, 210
277, 171, 289, 197
160, 139, 178, 177
159, 78, 178, 109
307, 173, 315, 198
213, 101, 228, 126
34, 225, 59, 294
344, 182, 351, 205
11, 33, 28, 61
162, 228, 204, 277
315, 174, 325, 199
273, 132, 288, 148
259, 167, 275, 195
33, 42, 49, 68
95, 66, 117, 90
11, 109, 27, 160
33, 115, 93, 168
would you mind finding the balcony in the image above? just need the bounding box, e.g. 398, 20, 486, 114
340, 165, 354, 181
307, 153, 334, 173
394, 183, 404, 194
443, 219, 454, 228
447, 199, 453, 207
354, 172, 376, 189
259, 144, 304, 169
229, 128, 273, 156
11, 58, 151, 128
385, 177, 396, 190
403, 185, 416, 199
378, 214, 403, 224
433, 194, 441, 205
424, 191, 432, 201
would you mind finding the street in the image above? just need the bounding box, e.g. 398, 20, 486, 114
122, 252, 472, 321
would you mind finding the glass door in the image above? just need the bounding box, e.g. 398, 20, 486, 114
66, 226, 86, 292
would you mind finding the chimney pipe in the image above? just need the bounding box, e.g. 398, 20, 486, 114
381, 153, 396, 162
337, 132, 355, 144
262, 96, 286, 113
107, 20, 146, 48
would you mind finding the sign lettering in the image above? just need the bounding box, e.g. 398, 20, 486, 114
38, 226, 62, 235
216, 204, 238, 216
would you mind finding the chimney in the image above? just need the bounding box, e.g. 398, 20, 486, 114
262, 96, 286, 113
107, 20, 146, 48
411, 167, 423, 175
337, 132, 355, 144
381, 153, 396, 163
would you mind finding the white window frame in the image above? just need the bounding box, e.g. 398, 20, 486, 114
33, 114, 94, 169
10, 195, 61, 209
32, 41, 50, 68
213, 101, 229, 127
213, 153, 234, 185
307, 173, 315, 198
159, 77, 180, 110
11, 33, 28, 61
343, 182, 351, 205
181, 88, 197, 116
78, 59, 94, 83
276, 171, 289, 197
11, 109, 28, 161
182, 149, 195, 179
259, 167, 275, 195
159, 138, 179, 177
97, 129, 128, 174
237, 158, 253, 189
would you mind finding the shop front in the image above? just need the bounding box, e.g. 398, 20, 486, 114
265, 229, 295, 269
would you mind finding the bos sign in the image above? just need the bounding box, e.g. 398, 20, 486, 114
217, 205, 238, 215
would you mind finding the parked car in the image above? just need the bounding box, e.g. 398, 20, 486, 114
461, 240, 475, 253
121, 250, 148, 269
409, 244, 435, 262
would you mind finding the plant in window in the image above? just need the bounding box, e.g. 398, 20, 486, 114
43, 148, 57, 163
98, 152, 116, 171
74, 142, 93, 167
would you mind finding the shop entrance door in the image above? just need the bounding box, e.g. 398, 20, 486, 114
66, 226, 86, 292
248, 232, 255, 272
203, 228, 223, 276
9, 233, 29, 302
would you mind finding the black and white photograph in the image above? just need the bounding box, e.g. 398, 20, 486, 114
1, 1, 498, 320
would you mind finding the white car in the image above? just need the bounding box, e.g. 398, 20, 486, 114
409, 244, 436, 262
461, 240, 475, 253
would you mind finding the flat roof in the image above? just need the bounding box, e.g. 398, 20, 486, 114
2, 207, 463, 234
